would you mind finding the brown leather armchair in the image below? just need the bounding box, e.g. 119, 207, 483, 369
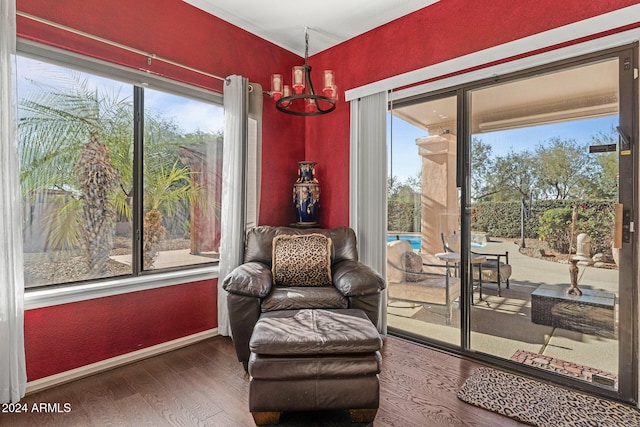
222, 225, 386, 369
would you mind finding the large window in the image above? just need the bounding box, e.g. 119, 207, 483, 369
18, 55, 223, 289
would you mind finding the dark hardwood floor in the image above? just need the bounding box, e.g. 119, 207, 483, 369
1, 336, 524, 426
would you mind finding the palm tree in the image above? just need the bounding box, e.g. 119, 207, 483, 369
142, 160, 203, 268
77, 134, 120, 276
19, 69, 211, 278
19, 72, 132, 279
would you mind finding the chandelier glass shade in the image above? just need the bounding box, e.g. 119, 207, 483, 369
270, 29, 337, 116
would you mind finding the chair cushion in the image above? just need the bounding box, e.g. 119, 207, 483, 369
474, 262, 512, 283
249, 351, 382, 380
261, 286, 348, 312
387, 240, 413, 284
250, 308, 382, 356
403, 251, 424, 282
389, 276, 461, 305
272, 234, 332, 286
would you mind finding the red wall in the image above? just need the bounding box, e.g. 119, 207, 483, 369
25, 280, 217, 380
17, 0, 305, 381
306, 0, 640, 228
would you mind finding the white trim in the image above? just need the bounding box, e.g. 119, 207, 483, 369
25, 329, 218, 395
345, 4, 640, 101
24, 265, 219, 310
349, 100, 359, 232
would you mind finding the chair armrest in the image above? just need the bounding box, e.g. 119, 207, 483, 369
222, 261, 273, 298
472, 250, 509, 263
333, 260, 386, 297
421, 262, 455, 274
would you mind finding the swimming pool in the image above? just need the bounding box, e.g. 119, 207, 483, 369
387, 233, 485, 250
387, 234, 421, 250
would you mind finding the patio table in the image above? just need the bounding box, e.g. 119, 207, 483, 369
435, 252, 487, 302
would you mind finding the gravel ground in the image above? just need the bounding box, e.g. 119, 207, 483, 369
24, 237, 192, 288
516, 238, 617, 269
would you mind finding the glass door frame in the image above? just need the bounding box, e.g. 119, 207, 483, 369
388, 44, 638, 403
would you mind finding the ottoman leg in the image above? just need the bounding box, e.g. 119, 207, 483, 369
350, 408, 378, 423
252, 411, 280, 425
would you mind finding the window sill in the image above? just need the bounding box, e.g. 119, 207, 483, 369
24, 265, 219, 310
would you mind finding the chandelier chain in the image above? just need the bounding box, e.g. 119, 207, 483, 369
304, 27, 310, 66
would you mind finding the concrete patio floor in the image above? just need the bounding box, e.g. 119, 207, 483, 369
110, 248, 219, 269
387, 238, 619, 384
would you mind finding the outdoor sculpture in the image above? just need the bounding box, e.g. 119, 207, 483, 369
567, 258, 582, 296
574, 233, 594, 265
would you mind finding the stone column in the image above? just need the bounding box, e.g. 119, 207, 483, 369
415, 132, 458, 255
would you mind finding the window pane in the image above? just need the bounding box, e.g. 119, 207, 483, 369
142, 89, 223, 270
18, 56, 134, 287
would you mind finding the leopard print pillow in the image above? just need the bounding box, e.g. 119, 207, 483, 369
272, 234, 332, 286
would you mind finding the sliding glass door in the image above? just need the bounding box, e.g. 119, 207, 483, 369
387, 94, 461, 347
387, 46, 637, 402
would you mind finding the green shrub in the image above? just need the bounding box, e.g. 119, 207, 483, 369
388, 200, 417, 232
538, 207, 573, 253
572, 202, 616, 254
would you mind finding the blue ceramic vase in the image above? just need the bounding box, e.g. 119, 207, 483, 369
293, 161, 321, 225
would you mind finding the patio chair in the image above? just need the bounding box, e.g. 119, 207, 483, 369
387, 239, 460, 324
441, 232, 511, 298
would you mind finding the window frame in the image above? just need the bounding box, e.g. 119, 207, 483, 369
18, 39, 222, 309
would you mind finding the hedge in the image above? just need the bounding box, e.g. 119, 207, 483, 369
471, 199, 616, 254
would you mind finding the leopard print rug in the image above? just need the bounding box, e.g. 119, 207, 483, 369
458, 367, 640, 426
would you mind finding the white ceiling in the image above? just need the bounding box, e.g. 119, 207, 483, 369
183, 0, 440, 56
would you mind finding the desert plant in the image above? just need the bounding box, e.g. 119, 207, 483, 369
77, 135, 120, 276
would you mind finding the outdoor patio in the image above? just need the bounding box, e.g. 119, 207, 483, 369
387, 238, 619, 387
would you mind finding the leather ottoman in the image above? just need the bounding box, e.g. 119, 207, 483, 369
248, 308, 382, 425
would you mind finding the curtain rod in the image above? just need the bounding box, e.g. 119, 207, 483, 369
17, 10, 226, 83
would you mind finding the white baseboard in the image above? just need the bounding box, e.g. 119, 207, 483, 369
26, 328, 219, 395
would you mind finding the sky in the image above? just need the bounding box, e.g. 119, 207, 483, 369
387, 113, 618, 185
145, 88, 224, 134
16, 55, 224, 135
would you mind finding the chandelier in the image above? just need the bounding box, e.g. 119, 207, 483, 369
269, 28, 337, 116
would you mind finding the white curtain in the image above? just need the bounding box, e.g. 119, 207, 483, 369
350, 91, 388, 334
246, 82, 262, 230
217, 75, 261, 336
0, 0, 27, 403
